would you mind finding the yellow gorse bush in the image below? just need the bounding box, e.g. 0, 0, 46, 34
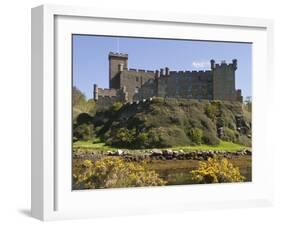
73, 157, 166, 189
190, 157, 245, 183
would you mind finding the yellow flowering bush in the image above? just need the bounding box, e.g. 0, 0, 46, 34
190, 158, 245, 184
73, 157, 166, 189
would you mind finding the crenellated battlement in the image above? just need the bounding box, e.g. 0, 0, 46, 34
124, 68, 156, 74
123, 68, 213, 78
212, 59, 238, 70
108, 52, 128, 58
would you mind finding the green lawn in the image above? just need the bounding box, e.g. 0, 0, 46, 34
73, 140, 116, 152
73, 140, 248, 153
170, 141, 247, 152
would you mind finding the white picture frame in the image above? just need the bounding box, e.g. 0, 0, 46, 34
31, 4, 274, 221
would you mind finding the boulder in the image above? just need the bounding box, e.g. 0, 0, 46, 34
163, 149, 173, 156
151, 149, 163, 156
116, 149, 124, 156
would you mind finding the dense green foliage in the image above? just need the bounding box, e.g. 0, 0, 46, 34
72, 86, 96, 120
189, 128, 203, 144
72, 87, 251, 148
72, 157, 167, 189
190, 157, 245, 183
89, 98, 251, 148
73, 124, 94, 142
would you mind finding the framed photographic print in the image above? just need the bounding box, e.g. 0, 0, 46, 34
31, 4, 274, 221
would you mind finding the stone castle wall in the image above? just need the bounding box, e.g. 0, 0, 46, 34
120, 69, 155, 102
93, 53, 242, 110
157, 70, 213, 99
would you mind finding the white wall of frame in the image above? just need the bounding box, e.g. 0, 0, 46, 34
0, 0, 281, 225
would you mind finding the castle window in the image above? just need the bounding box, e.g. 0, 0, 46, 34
136, 77, 139, 82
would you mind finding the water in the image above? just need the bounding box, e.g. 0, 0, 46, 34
147, 156, 252, 185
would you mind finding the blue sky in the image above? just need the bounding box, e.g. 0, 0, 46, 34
73, 35, 252, 99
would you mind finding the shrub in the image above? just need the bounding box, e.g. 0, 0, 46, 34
73, 123, 94, 141
76, 113, 93, 125
202, 131, 220, 145
151, 97, 164, 104
221, 127, 238, 143
135, 132, 149, 148
237, 135, 252, 147
112, 101, 123, 112
72, 157, 167, 189
191, 158, 245, 183
189, 128, 203, 144
205, 103, 216, 121
147, 127, 191, 148
109, 128, 136, 147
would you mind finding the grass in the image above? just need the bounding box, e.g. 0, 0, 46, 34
170, 141, 248, 152
73, 139, 116, 152
73, 139, 248, 153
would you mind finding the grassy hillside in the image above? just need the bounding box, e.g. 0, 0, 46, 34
74, 97, 251, 149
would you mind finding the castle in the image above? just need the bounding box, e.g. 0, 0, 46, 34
93, 52, 243, 109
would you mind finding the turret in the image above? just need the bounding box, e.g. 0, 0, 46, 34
212, 59, 237, 101
232, 59, 237, 70
165, 67, 170, 76
210, 59, 215, 70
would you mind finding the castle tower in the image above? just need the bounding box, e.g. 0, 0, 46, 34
108, 52, 128, 89
212, 59, 237, 101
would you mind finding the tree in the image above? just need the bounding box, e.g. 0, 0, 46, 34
244, 96, 252, 112
73, 86, 86, 106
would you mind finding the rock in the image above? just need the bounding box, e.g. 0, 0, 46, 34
151, 149, 162, 156
165, 155, 173, 160
163, 149, 173, 156
245, 149, 252, 155
116, 149, 123, 156
184, 152, 192, 159
107, 151, 114, 156
122, 150, 130, 155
